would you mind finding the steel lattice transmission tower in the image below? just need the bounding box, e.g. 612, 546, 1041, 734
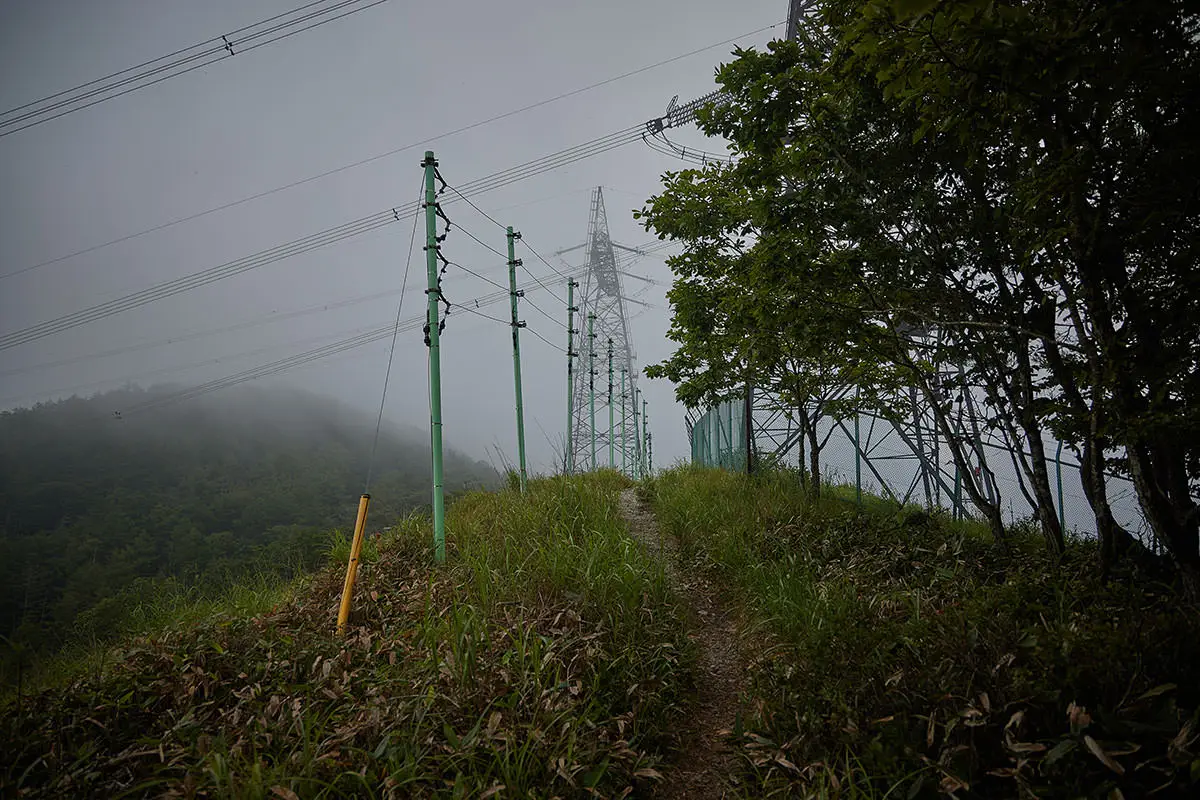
562, 188, 642, 474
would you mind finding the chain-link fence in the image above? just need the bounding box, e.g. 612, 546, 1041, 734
686, 394, 1156, 549
688, 396, 749, 471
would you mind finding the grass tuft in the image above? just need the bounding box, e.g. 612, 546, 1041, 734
2, 472, 689, 798
651, 465, 1200, 799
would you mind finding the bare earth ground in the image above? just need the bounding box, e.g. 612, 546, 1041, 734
618, 489, 743, 800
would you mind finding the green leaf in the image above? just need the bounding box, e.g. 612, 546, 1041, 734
892, 0, 940, 20
1043, 738, 1077, 766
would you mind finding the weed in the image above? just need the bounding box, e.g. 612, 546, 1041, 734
1, 473, 687, 798
651, 465, 1200, 798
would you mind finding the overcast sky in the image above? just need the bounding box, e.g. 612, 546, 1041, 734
0, 0, 784, 473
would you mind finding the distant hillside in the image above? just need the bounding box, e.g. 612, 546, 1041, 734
0, 384, 496, 660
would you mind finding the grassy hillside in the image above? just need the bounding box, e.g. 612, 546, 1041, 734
3, 467, 1198, 798
2, 472, 689, 798
0, 385, 496, 670
650, 467, 1200, 798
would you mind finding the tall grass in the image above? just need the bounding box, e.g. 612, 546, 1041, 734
652, 465, 1200, 799
2, 471, 692, 798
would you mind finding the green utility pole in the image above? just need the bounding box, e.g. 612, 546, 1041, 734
642, 397, 649, 476
565, 279, 578, 474
588, 313, 597, 471
506, 226, 527, 492
648, 432, 653, 475
620, 367, 628, 477
607, 339, 614, 469
422, 151, 446, 564
631, 386, 641, 479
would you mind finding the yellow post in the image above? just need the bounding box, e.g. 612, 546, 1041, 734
336, 493, 371, 634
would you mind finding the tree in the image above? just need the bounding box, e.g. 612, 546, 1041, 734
641, 0, 1198, 583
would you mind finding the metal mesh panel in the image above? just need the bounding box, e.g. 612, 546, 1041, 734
687, 391, 1159, 552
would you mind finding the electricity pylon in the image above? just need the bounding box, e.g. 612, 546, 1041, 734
560, 188, 641, 474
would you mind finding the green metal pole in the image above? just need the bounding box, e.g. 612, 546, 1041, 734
728, 398, 734, 468
506, 227, 527, 492
565, 279, 578, 474
642, 396, 649, 476
607, 339, 614, 469
631, 385, 641, 479
628, 381, 638, 474
634, 387, 642, 478
1055, 440, 1065, 533
953, 466, 963, 521
588, 313, 596, 471
422, 151, 446, 564
648, 432, 653, 476
620, 368, 628, 476
854, 397, 862, 508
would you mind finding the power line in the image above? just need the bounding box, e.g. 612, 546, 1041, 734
365, 178, 422, 490
520, 238, 571, 281
453, 223, 508, 260
107, 266, 592, 415
0, 0, 388, 138
117, 296, 505, 416
0, 283, 426, 378
456, 306, 510, 327
2, 21, 782, 281
0, 320, 383, 407
10, 264, 593, 410
0, 207, 406, 351
446, 261, 507, 292
522, 295, 568, 330
1, 127, 647, 351
525, 326, 565, 353
443, 184, 507, 231
5, 256, 520, 378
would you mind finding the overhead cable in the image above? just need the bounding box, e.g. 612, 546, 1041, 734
0, 0, 389, 138
113, 266, 590, 415
3, 20, 781, 280
0, 127, 643, 351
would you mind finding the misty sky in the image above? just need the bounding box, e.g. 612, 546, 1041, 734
0, 0, 784, 474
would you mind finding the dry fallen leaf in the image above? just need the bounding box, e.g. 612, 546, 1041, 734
634, 767, 664, 781
1084, 735, 1125, 775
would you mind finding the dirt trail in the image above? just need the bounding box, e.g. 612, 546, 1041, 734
618, 488, 742, 800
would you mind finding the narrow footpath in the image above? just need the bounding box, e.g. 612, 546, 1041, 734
617, 489, 743, 800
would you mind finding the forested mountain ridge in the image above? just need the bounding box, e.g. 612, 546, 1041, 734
0, 385, 496, 662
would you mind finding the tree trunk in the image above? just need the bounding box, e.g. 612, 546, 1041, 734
1027, 434, 1066, 555
795, 406, 807, 490
1126, 441, 1200, 599
806, 414, 821, 498
1079, 441, 1139, 577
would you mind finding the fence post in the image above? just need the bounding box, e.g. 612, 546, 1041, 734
854, 397, 862, 508
744, 383, 754, 475
422, 151, 446, 563
1055, 440, 1065, 533
336, 493, 371, 633
506, 226, 527, 492
953, 466, 963, 521
729, 398, 735, 469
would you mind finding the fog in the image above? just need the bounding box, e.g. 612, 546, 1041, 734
0, 0, 784, 473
